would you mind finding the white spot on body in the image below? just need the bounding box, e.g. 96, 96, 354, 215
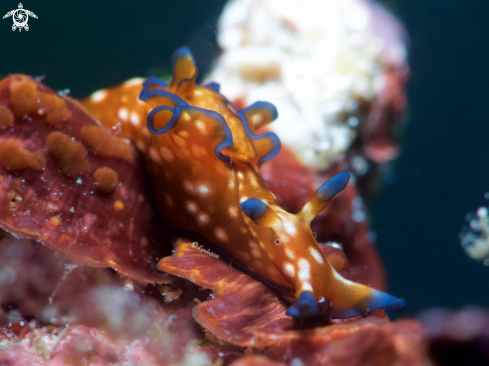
251, 114, 263, 125
228, 179, 235, 189
90, 90, 107, 102
283, 220, 297, 235
181, 112, 191, 121
118, 108, 129, 121
130, 111, 140, 126
148, 147, 161, 164
284, 263, 295, 277
136, 140, 146, 152
285, 248, 296, 259
249, 241, 261, 258
215, 227, 228, 242
301, 282, 313, 292
194, 89, 204, 96
298, 259, 311, 281
197, 184, 211, 196
185, 201, 198, 214
196, 120, 206, 133
310, 247, 324, 264
160, 147, 174, 162
237, 172, 244, 179
198, 213, 210, 225
123, 77, 144, 87
229, 206, 238, 218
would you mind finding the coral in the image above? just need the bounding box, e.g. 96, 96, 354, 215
207, 0, 409, 173
160, 240, 426, 364
0, 232, 428, 365
0, 75, 173, 284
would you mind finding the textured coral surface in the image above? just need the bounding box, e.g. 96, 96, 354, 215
0, 75, 173, 284
0, 233, 429, 366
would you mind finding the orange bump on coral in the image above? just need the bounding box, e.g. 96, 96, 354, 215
46, 131, 89, 178
113, 199, 124, 212
0, 105, 14, 131
0, 139, 45, 172
81, 125, 134, 162
49, 216, 61, 226
93, 166, 118, 194
9, 76, 71, 125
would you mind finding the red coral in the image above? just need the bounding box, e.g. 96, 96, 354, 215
0, 75, 174, 284
158, 241, 427, 365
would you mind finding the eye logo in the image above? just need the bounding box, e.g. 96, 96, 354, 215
3, 3, 37, 32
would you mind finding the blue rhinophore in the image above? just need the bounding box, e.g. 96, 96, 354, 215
317, 171, 351, 201
367, 289, 408, 315
171, 46, 197, 76
241, 198, 268, 221
285, 291, 319, 318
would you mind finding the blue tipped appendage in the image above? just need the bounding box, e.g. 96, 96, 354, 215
171, 46, 196, 74
328, 289, 408, 319
367, 289, 408, 316
317, 171, 351, 201
240, 198, 268, 221
285, 292, 319, 319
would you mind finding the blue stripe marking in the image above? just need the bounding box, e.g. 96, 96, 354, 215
204, 82, 220, 93
147, 105, 182, 135
141, 77, 168, 93
231, 103, 281, 165
140, 81, 189, 106
146, 104, 233, 166
241, 101, 278, 121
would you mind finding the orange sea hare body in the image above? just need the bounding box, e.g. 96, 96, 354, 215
81, 47, 407, 319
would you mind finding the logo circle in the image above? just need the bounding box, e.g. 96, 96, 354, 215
12, 9, 28, 28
